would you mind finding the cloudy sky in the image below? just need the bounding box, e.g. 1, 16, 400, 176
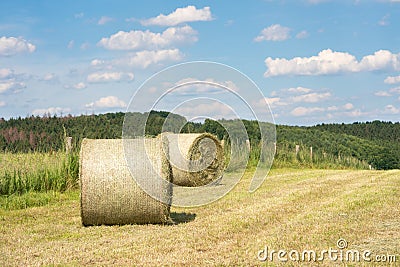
0, 0, 399, 125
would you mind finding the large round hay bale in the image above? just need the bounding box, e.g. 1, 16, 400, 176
79, 138, 172, 226
161, 133, 224, 187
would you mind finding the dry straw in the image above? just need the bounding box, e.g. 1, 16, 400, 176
161, 133, 224, 187
79, 138, 172, 226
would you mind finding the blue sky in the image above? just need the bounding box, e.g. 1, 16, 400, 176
0, 0, 399, 125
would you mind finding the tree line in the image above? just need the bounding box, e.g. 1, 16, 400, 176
0, 112, 398, 170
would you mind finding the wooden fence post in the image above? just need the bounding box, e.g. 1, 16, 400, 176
246, 139, 251, 151
65, 136, 73, 153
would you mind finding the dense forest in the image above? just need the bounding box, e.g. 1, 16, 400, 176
0, 112, 399, 170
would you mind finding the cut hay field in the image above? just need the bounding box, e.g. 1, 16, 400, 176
1, 169, 399, 266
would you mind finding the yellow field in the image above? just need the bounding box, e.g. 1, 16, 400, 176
0, 169, 399, 266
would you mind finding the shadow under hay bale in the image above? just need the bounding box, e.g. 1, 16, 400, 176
170, 212, 197, 224
79, 138, 172, 226
161, 133, 224, 187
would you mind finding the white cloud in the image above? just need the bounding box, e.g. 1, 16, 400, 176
65, 82, 86, 89
343, 103, 354, 110
98, 16, 113, 25
175, 101, 234, 120
287, 86, 312, 94
378, 14, 390, 26
374, 90, 391, 97
265, 49, 358, 76
327, 106, 338, 111
268, 87, 331, 107
67, 40, 74, 49
327, 107, 366, 118
173, 77, 240, 93
121, 49, 183, 68
74, 13, 84, 19
0, 81, 26, 93
254, 24, 291, 42
290, 106, 324, 116
291, 92, 331, 103
98, 26, 197, 51
73, 82, 86, 89
383, 104, 400, 114
0, 101, 5, 107
359, 50, 400, 71
384, 75, 400, 84
0, 68, 13, 79
263, 97, 288, 108
91, 59, 105, 66
87, 72, 134, 83
296, 30, 309, 39
374, 87, 400, 97
80, 42, 90, 50
264, 49, 400, 77
32, 107, 71, 116
263, 86, 359, 119
270, 90, 278, 97
0, 36, 36, 56
85, 96, 127, 108
141, 6, 212, 26
0, 68, 27, 93
343, 109, 364, 117
390, 86, 400, 94
91, 49, 183, 70
327, 103, 353, 112
42, 73, 57, 81
265, 97, 281, 106
125, 17, 137, 23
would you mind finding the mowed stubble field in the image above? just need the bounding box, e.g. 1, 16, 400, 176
1, 169, 399, 266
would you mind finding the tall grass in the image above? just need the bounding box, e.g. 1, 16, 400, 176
0, 139, 368, 210
0, 151, 79, 204
273, 143, 369, 169
223, 140, 369, 171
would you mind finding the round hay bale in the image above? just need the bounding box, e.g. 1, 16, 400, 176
79, 138, 172, 226
161, 133, 224, 187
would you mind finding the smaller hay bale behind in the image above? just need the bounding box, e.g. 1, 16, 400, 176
161, 133, 224, 187
79, 138, 172, 226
